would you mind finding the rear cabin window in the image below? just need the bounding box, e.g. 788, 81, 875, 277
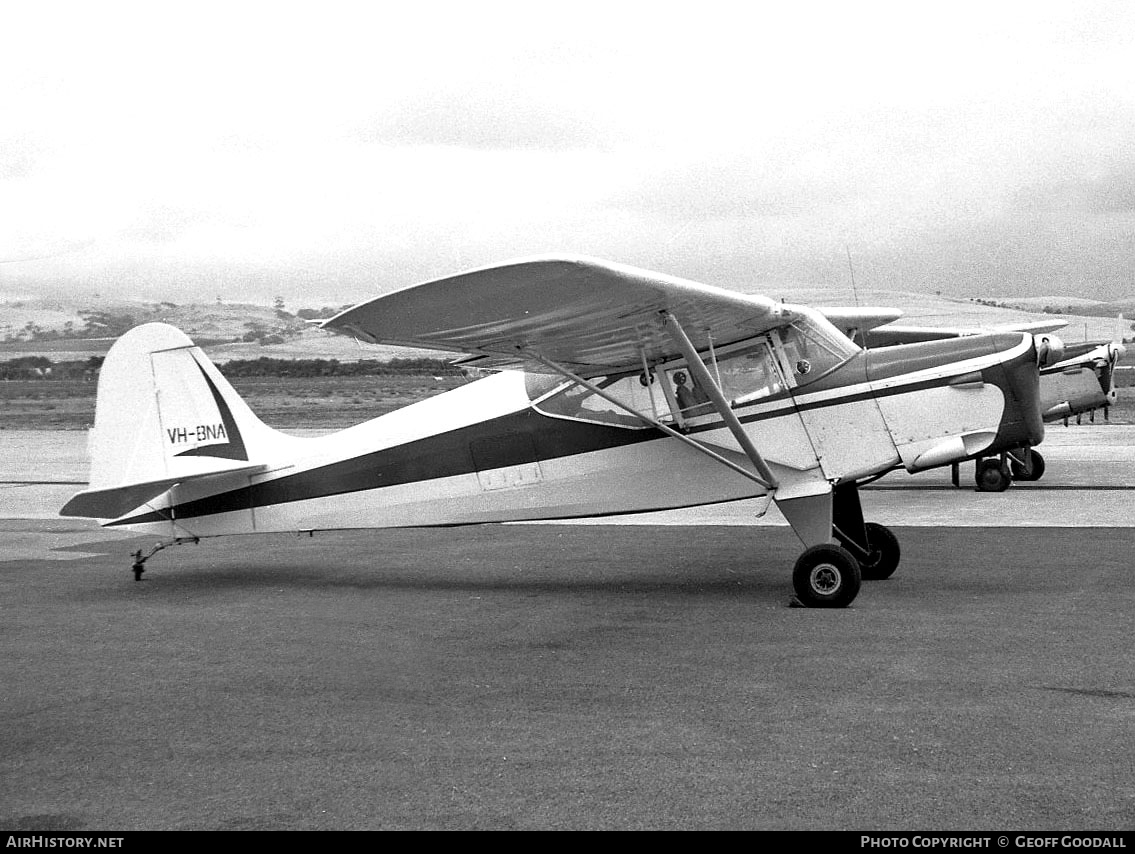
527, 372, 657, 428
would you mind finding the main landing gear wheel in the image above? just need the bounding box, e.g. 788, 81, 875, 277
792, 544, 861, 608
1010, 450, 1045, 482
975, 458, 1012, 492
858, 522, 901, 581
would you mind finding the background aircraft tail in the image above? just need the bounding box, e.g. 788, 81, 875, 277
61, 323, 299, 518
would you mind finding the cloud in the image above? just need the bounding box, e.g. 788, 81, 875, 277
602, 157, 848, 222
3, 1, 1135, 303
1013, 168, 1135, 216
352, 84, 612, 152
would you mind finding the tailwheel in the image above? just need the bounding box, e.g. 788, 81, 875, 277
128, 537, 198, 581
1010, 450, 1045, 482
792, 544, 861, 608
858, 522, 901, 580
975, 458, 1011, 492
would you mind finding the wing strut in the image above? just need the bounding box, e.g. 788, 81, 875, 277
523, 351, 776, 491
661, 312, 781, 490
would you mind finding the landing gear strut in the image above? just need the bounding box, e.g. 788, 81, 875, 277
831, 482, 901, 581
785, 481, 901, 607
130, 537, 198, 580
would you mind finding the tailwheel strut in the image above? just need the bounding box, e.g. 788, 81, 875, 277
130, 537, 199, 581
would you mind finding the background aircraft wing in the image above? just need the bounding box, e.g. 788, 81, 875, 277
865, 319, 1068, 348
322, 255, 796, 375
817, 306, 904, 336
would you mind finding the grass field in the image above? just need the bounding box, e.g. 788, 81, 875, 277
3, 370, 1134, 431
0, 375, 471, 430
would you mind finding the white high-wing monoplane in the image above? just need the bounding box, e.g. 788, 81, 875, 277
62, 256, 1061, 607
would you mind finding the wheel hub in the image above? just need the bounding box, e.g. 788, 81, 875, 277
810, 563, 842, 594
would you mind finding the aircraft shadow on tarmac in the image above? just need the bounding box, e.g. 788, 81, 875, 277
35, 524, 1128, 607
39, 526, 849, 600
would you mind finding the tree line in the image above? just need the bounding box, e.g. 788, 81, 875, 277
0, 355, 461, 381
217, 357, 462, 377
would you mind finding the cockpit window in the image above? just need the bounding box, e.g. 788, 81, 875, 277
714, 340, 784, 407
524, 315, 856, 426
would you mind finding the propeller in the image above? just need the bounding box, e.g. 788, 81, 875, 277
1096, 315, 1127, 406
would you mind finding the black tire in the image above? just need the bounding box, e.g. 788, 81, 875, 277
859, 522, 901, 580
975, 458, 1011, 492
792, 544, 861, 608
1010, 450, 1045, 482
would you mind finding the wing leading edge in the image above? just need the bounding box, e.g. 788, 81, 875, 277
323, 256, 797, 376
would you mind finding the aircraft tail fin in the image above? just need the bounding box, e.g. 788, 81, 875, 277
61, 322, 296, 519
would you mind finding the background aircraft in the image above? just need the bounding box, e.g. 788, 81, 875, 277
824, 310, 1127, 490
61, 256, 1065, 607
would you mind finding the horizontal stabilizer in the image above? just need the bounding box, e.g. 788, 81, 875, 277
60, 463, 265, 519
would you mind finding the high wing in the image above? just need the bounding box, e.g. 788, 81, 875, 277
322, 255, 796, 376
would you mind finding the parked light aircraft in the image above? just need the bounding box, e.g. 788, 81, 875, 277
836, 313, 1127, 490
61, 256, 1065, 607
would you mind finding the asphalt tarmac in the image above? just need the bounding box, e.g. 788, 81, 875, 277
1, 427, 1133, 830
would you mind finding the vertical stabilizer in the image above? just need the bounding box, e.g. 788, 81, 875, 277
62, 323, 297, 519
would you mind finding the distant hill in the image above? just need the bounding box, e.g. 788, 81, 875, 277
771, 286, 1132, 345
0, 293, 449, 362
991, 296, 1106, 309
2, 286, 1131, 365
989, 296, 1135, 318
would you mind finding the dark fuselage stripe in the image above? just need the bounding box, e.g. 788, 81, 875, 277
109, 410, 660, 525
110, 354, 1022, 526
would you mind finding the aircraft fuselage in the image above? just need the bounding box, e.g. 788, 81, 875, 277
106, 331, 1043, 540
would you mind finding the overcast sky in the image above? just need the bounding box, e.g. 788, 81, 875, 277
2, 0, 1133, 305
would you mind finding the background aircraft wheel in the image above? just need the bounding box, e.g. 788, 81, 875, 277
1010, 450, 1045, 482
792, 544, 861, 608
858, 522, 901, 580
975, 458, 1011, 492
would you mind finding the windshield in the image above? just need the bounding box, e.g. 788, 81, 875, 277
776, 320, 854, 385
